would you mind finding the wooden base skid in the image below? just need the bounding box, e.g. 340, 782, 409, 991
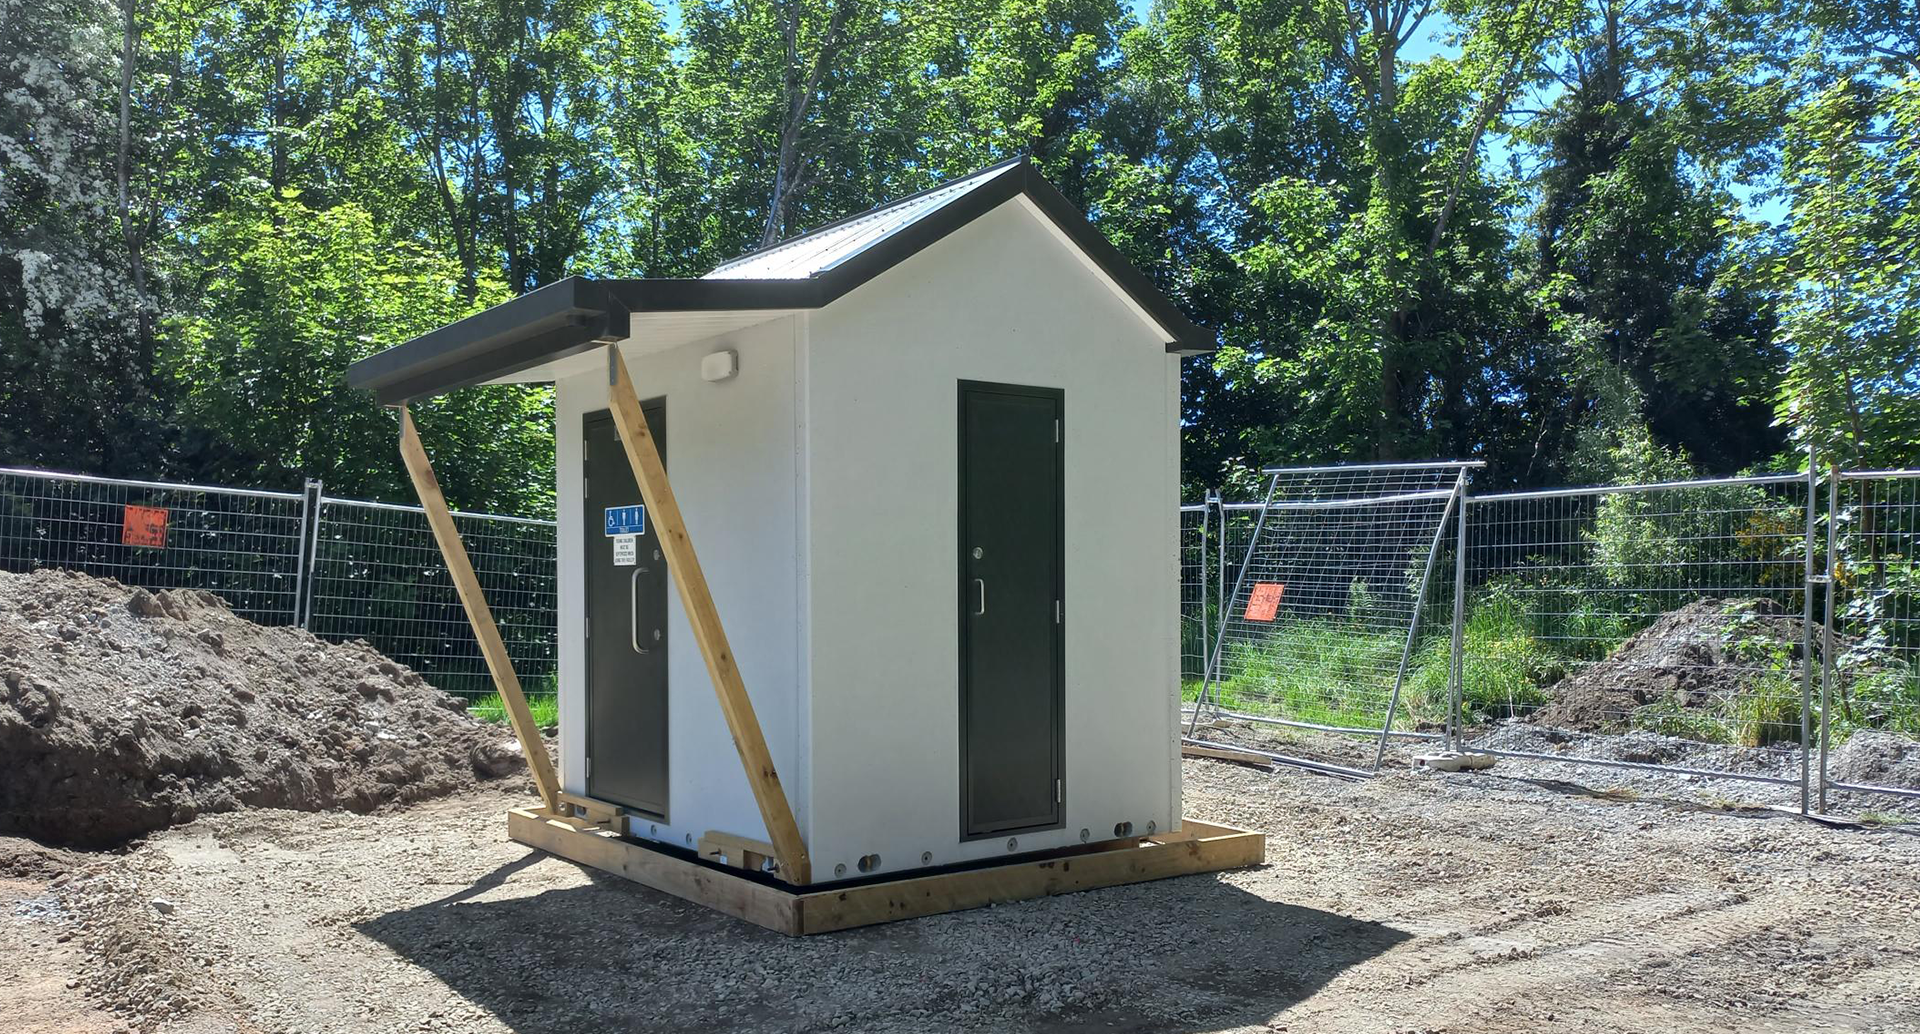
507, 807, 1266, 935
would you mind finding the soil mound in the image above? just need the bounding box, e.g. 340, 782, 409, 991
1531, 597, 1808, 732
1831, 730, 1920, 791
0, 568, 530, 847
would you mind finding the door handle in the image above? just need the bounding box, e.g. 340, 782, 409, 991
630, 568, 649, 654
973, 578, 987, 616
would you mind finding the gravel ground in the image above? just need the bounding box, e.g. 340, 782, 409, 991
6, 753, 1919, 1034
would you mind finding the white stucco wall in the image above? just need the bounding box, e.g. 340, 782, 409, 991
553, 316, 806, 851
802, 198, 1181, 878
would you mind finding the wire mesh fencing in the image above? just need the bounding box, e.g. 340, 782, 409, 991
1187, 463, 1474, 771
0, 467, 307, 624
0, 465, 556, 701
307, 499, 559, 700
1823, 471, 1920, 805
9, 459, 1920, 809
1462, 474, 1819, 793
1185, 461, 1920, 809
1180, 503, 1210, 680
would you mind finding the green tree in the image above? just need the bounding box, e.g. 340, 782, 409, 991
163, 194, 554, 512
1767, 74, 1920, 468
0, 0, 168, 473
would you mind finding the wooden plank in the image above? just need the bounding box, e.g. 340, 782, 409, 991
399, 407, 560, 812
603, 348, 812, 886
697, 830, 778, 872
509, 807, 1264, 936
1180, 743, 1276, 768
509, 808, 800, 933
1145, 818, 1240, 843
556, 791, 627, 834
793, 824, 1266, 934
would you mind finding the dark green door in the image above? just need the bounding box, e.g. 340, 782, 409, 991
583, 406, 668, 818
958, 381, 1064, 838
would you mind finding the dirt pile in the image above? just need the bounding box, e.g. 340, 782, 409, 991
0, 568, 532, 847
1831, 730, 1920, 791
1531, 597, 1809, 732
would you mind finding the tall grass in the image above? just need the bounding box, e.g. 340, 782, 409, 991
1210, 620, 1405, 728
1406, 589, 1565, 723
468, 692, 559, 728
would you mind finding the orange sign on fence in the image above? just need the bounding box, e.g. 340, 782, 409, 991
1243, 582, 1284, 622
122, 505, 169, 548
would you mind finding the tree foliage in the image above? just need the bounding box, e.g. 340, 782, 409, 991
1, 0, 1915, 509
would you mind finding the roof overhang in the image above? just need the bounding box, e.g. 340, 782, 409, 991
346, 160, 1215, 404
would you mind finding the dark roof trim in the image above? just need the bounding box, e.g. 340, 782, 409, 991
347, 277, 815, 404
346, 159, 1215, 403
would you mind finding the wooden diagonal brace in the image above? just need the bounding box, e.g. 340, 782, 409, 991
604, 347, 812, 885
397, 406, 560, 812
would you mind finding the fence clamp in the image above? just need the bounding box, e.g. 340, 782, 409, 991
1806, 574, 1833, 586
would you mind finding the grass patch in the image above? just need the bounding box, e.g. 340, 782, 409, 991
1631, 697, 1734, 744
1211, 620, 1404, 728
1407, 590, 1564, 723
1733, 674, 1804, 747
468, 692, 559, 728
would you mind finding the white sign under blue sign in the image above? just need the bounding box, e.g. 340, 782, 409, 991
603, 505, 646, 536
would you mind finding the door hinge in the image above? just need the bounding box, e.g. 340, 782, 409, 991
585, 616, 590, 639
583, 473, 589, 497
1055, 599, 1062, 624
586, 757, 592, 778
1054, 418, 1061, 443
1056, 778, 1062, 804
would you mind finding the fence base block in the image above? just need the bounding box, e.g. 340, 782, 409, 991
507, 807, 1265, 935
1413, 752, 1497, 773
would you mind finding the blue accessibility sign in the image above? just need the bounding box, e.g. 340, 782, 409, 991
603, 505, 646, 536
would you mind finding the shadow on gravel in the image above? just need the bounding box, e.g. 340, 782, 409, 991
357, 857, 1407, 1033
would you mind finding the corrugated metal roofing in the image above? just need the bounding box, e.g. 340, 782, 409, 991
704, 160, 1022, 280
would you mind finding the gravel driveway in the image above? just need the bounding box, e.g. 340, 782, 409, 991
8, 757, 1919, 1034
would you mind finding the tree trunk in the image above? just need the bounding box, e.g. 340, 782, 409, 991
760, 0, 850, 247
116, 0, 152, 359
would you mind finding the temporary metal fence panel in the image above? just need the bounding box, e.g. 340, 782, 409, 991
9, 460, 1920, 807
0, 466, 305, 624
306, 497, 558, 701
1823, 471, 1920, 805
1190, 463, 1475, 771
1462, 473, 1818, 796
1180, 503, 1210, 679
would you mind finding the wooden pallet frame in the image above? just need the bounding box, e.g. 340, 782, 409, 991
508, 807, 1266, 935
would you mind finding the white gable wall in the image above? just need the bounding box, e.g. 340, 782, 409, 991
802, 199, 1181, 876
553, 315, 806, 851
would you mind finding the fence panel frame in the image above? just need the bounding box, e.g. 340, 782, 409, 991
1821, 469, 1920, 806
1460, 469, 1818, 804
0, 465, 307, 625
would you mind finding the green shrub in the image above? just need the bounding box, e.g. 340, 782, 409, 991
1346, 580, 1378, 624
1840, 665, 1920, 739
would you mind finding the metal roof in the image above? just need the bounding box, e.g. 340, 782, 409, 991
706, 160, 1022, 280
345, 159, 1215, 404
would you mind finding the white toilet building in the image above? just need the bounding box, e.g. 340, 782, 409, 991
348, 158, 1216, 884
